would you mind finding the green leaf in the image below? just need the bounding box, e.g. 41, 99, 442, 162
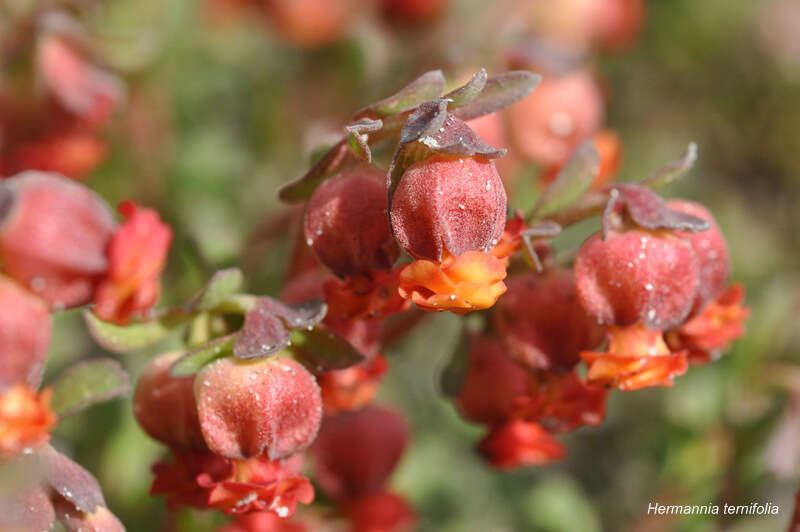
170, 334, 236, 377
531, 140, 599, 220
352, 70, 446, 119
83, 309, 189, 354
50, 359, 130, 418
188, 268, 244, 311
277, 140, 351, 202
642, 142, 698, 188
443, 69, 487, 109
288, 326, 365, 371
451, 70, 541, 121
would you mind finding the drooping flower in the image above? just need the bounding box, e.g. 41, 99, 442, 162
342, 491, 417, 532
478, 420, 565, 470
304, 166, 398, 278
0, 385, 56, 460
398, 250, 507, 314
195, 356, 323, 460
151, 451, 313, 517
581, 323, 688, 391
0, 172, 116, 309
93, 201, 173, 324
318, 355, 389, 414
666, 283, 750, 364
512, 371, 607, 433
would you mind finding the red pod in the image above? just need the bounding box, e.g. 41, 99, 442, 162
390, 155, 507, 262
667, 200, 730, 315
456, 336, 529, 426
492, 269, 604, 371
304, 166, 398, 277
575, 229, 699, 330
310, 405, 408, 499
0, 172, 116, 309
508, 70, 604, 167
0, 276, 52, 390
133, 352, 206, 451
195, 356, 323, 460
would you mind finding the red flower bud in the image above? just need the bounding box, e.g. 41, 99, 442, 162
195, 357, 323, 460
575, 229, 699, 330
0, 172, 116, 309
304, 167, 398, 277
390, 155, 507, 262
492, 269, 604, 371
93, 201, 173, 324
478, 420, 565, 470
133, 352, 206, 451
508, 71, 604, 167
311, 406, 408, 499
456, 336, 529, 426
0, 275, 51, 390
667, 200, 730, 315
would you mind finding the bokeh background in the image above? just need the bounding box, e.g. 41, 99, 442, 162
8, 0, 799, 530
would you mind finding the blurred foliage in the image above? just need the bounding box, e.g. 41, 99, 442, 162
31, 0, 800, 530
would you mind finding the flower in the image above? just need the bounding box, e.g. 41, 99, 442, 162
342, 491, 417, 532
581, 323, 688, 391
323, 271, 409, 321
398, 250, 507, 314
318, 355, 389, 414
390, 155, 507, 262
151, 450, 313, 517
133, 352, 207, 451
304, 167, 398, 278
0, 385, 56, 459
512, 371, 607, 433
93, 201, 173, 324
311, 406, 408, 500
195, 357, 323, 460
492, 269, 604, 371
478, 420, 566, 470
666, 283, 750, 364
0, 172, 116, 309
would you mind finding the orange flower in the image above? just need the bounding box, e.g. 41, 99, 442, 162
513, 371, 607, 433
666, 283, 749, 364
93, 201, 172, 324
318, 355, 388, 414
0, 385, 56, 459
581, 323, 688, 391
151, 451, 314, 517
323, 271, 409, 321
478, 420, 565, 470
398, 251, 507, 314
541, 129, 622, 190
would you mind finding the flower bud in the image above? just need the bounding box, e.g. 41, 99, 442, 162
667, 200, 730, 315
311, 406, 408, 499
0, 172, 116, 309
195, 356, 322, 460
0, 385, 56, 459
575, 229, 699, 330
304, 166, 398, 277
508, 71, 604, 167
343, 491, 417, 532
478, 420, 565, 470
492, 269, 604, 371
456, 336, 529, 425
0, 276, 51, 390
390, 155, 507, 262
133, 352, 206, 451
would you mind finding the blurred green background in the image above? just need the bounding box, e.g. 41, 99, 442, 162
31, 0, 800, 530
